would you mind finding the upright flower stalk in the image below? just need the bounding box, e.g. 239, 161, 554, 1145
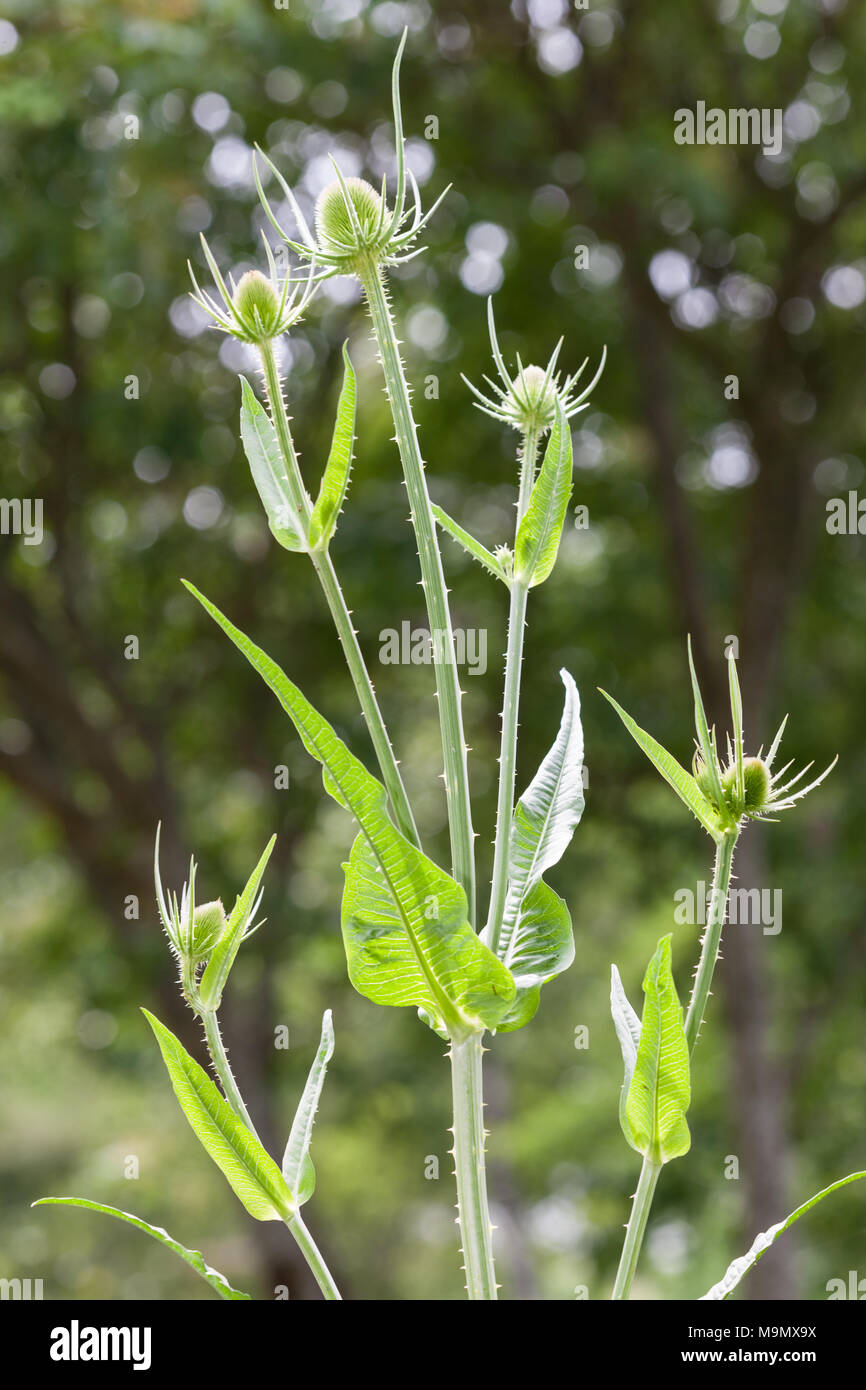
604, 644, 837, 1299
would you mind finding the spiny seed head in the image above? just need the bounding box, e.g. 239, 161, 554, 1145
740, 757, 771, 811
720, 756, 771, 813
232, 270, 284, 344
191, 899, 227, 960
315, 178, 387, 267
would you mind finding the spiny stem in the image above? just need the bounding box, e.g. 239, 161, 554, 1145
611, 828, 738, 1299
449, 1035, 497, 1299
610, 1155, 661, 1300
485, 426, 541, 953
359, 260, 476, 922
201, 1003, 342, 1300
201, 1007, 261, 1140
283, 1210, 342, 1300
257, 338, 419, 847
685, 829, 738, 1053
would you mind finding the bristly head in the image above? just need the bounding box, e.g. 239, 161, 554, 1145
462, 297, 607, 435
188, 233, 318, 344
253, 30, 450, 280
687, 640, 838, 827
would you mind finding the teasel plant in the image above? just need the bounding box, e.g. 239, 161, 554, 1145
157, 29, 608, 1300
600, 644, 858, 1300
34, 833, 341, 1301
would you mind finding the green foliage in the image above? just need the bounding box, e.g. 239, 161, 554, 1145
32, 1199, 251, 1301
616, 936, 691, 1165
514, 405, 573, 587
281, 1011, 334, 1206
239, 377, 307, 552
701, 1172, 866, 1301
308, 345, 356, 551
185, 582, 516, 1039
432, 504, 509, 584
143, 1009, 295, 1221
199, 835, 276, 1011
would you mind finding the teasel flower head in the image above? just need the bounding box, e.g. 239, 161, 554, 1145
462, 297, 607, 435
153, 827, 264, 986
252, 30, 450, 280
188, 232, 317, 344
687, 642, 838, 830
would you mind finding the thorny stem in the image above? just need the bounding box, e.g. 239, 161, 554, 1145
283, 1210, 342, 1300
359, 260, 476, 922
685, 829, 738, 1053
485, 426, 541, 954
258, 338, 419, 847
610, 1155, 662, 1300
449, 1035, 498, 1299
201, 1002, 342, 1301
610, 828, 738, 1298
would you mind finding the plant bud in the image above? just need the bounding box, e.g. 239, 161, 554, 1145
315, 178, 387, 267
232, 270, 284, 344
742, 757, 771, 811
191, 899, 227, 960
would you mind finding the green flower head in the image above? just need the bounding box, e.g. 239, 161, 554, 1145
253, 31, 450, 280
189, 233, 318, 345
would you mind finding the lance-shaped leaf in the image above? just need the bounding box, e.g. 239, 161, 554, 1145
342, 833, 515, 1035
623, 935, 691, 1164
432, 504, 508, 583
514, 403, 572, 587
600, 688, 723, 841
686, 636, 726, 811
726, 646, 745, 806
281, 1011, 334, 1206
308, 344, 356, 550
483, 670, 582, 1025
183, 582, 516, 1037
701, 1171, 866, 1300
32, 1198, 251, 1300
610, 963, 643, 1154
239, 376, 307, 552
199, 835, 275, 1011
143, 1009, 294, 1221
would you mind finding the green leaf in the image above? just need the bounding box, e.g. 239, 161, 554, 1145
32, 1198, 251, 1300
308, 344, 356, 550
199, 835, 275, 1011
599, 688, 723, 841
142, 1008, 294, 1221
342, 833, 515, 1036
624, 935, 691, 1164
701, 1171, 866, 1300
514, 403, 572, 587
183, 582, 516, 1038
686, 636, 726, 811
727, 647, 745, 805
494, 881, 573, 1031
484, 670, 582, 1026
239, 376, 307, 552
610, 963, 643, 1155
282, 1011, 334, 1206
432, 504, 507, 583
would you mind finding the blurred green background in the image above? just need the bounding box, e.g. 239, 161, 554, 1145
1, 0, 864, 1301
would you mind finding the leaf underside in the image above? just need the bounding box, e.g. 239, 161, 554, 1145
32, 1198, 251, 1300
701, 1171, 866, 1300
486, 669, 583, 1030
610, 963, 643, 1154
281, 1010, 335, 1205
239, 376, 307, 552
